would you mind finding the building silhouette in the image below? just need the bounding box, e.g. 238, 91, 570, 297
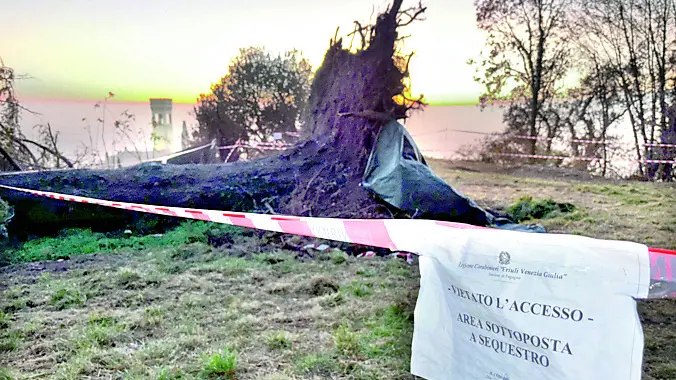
150, 98, 174, 153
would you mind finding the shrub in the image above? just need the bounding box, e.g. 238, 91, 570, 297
507, 196, 576, 222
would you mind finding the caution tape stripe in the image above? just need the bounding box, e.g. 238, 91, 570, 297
489, 153, 675, 164
491, 153, 601, 161
0, 184, 400, 249
640, 159, 676, 164
0, 184, 674, 284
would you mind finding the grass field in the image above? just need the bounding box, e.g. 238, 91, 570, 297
1, 160, 675, 379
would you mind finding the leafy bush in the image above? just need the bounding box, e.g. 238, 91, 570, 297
507, 196, 576, 222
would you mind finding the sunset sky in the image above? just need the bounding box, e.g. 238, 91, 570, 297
4, 0, 487, 106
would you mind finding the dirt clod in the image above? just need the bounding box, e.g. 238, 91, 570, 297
305, 276, 340, 297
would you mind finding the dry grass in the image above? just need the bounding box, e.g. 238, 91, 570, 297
1, 160, 675, 379
427, 159, 676, 249
0, 241, 418, 379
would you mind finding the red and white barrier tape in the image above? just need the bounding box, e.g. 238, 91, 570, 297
248, 145, 291, 151
0, 184, 468, 251
218, 143, 290, 151
640, 159, 676, 164
490, 152, 601, 161
509, 134, 609, 145
488, 152, 675, 164
413, 128, 676, 148
355, 250, 414, 264
508, 136, 676, 148
644, 142, 676, 148
0, 184, 674, 290
254, 142, 293, 147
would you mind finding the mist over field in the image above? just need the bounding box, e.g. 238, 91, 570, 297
19, 101, 506, 159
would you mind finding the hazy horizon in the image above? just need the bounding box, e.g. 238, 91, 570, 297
5, 0, 488, 106
17, 99, 505, 161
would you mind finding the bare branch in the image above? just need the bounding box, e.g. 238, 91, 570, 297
337, 110, 395, 122
396, 34, 412, 42
402, 52, 415, 77
347, 21, 368, 50
18, 136, 74, 168
396, 1, 427, 27
0, 143, 21, 171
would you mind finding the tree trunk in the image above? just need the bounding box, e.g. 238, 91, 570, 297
527, 1, 547, 158
0, 0, 428, 237
0, 145, 22, 171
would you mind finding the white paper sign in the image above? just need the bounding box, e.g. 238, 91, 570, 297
403, 224, 651, 380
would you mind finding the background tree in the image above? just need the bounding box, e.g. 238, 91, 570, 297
0, 59, 75, 170
574, 0, 676, 180
471, 0, 676, 180
471, 0, 572, 156
193, 47, 312, 160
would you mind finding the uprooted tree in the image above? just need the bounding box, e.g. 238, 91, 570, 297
0, 0, 428, 236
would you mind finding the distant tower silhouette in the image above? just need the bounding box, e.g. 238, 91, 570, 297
149, 98, 173, 152
181, 121, 190, 150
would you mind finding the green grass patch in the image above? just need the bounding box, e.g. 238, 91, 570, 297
1, 298, 26, 314
0, 330, 22, 353
294, 353, 339, 376
142, 306, 164, 327
360, 305, 414, 362
8, 221, 243, 264
319, 292, 345, 308
574, 183, 664, 205
334, 320, 361, 357
0, 367, 15, 380
356, 268, 377, 277
0, 311, 11, 329
201, 346, 238, 379
74, 314, 126, 350
156, 367, 188, 380
266, 330, 292, 350
385, 259, 411, 277
344, 280, 373, 298
195, 256, 259, 277
50, 285, 87, 310
329, 250, 347, 264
